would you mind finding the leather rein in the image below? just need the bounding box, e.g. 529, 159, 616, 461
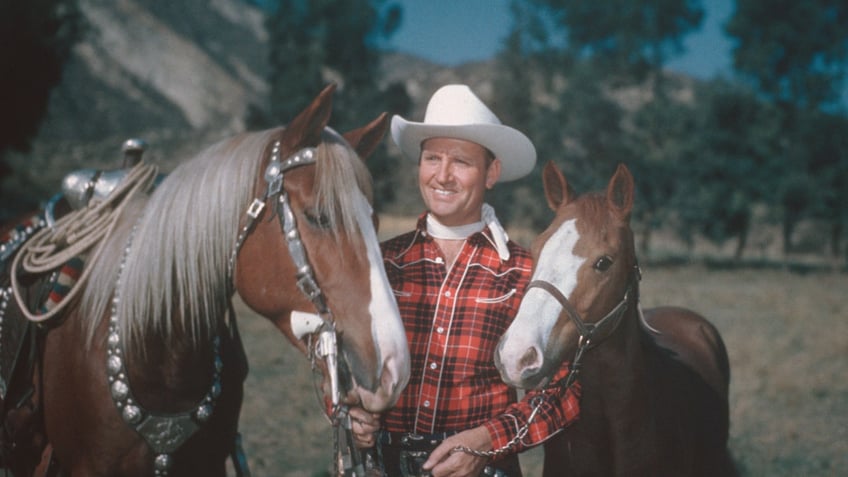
230, 137, 361, 476
452, 265, 641, 459
231, 138, 344, 409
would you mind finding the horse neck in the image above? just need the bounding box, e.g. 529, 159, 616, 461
585, 303, 645, 376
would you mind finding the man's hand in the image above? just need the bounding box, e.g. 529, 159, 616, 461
348, 406, 381, 448
422, 426, 492, 477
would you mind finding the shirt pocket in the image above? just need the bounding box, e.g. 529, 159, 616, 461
475, 287, 517, 304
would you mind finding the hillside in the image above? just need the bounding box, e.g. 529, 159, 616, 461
3, 0, 498, 211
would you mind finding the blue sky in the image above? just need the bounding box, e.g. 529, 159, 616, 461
385, 0, 735, 79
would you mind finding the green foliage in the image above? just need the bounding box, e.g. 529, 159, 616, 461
259, 0, 409, 209
526, 0, 703, 77
672, 79, 782, 257
727, 0, 848, 253
0, 0, 83, 157
727, 0, 848, 110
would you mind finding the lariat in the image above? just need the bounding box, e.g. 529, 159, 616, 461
10, 160, 158, 323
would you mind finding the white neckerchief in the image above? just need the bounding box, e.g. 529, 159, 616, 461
425, 203, 511, 261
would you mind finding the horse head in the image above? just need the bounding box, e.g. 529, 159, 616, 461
496, 162, 637, 389
234, 85, 409, 412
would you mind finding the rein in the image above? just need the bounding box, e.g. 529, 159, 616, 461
231, 140, 343, 407
232, 138, 359, 476
452, 265, 641, 459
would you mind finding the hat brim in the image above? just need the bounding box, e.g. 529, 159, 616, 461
391, 116, 537, 182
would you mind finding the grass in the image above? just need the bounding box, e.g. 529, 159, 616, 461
231, 259, 847, 476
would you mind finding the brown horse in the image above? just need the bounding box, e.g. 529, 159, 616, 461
495, 163, 734, 476
0, 85, 409, 476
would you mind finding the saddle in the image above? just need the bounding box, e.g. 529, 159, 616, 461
0, 139, 153, 476
0, 211, 59, 476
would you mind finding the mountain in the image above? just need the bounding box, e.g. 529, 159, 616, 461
6, 0, 692, 216
37, 0, 268, 145
4, 0, 497, 210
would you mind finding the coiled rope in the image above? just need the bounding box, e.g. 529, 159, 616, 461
11, 160, 159, 322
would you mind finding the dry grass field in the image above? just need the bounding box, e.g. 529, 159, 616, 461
230, 219, 847, 476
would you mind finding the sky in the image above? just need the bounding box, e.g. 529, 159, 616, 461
384, 0, 735, 80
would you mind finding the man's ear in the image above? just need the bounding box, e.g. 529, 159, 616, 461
486, 159, 502, 189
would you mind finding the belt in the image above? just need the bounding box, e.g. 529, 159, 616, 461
378, 430, 458, 451
376, 431, 519, 477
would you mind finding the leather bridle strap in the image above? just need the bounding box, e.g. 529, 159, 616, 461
526, 271, 635, 347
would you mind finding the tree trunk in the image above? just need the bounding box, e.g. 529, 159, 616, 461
734, 226, 749, 261
831, 221, 842, 258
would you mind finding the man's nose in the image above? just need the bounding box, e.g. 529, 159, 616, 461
435, 162, 453, 182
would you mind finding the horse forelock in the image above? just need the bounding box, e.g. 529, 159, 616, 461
313, 129, 374, 247
81, 130, 274, 351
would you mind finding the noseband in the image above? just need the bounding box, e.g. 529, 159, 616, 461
526, 265, 640, 349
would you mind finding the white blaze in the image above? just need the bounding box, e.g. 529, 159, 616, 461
500, 219, 584, 370
354, 192, 410, 407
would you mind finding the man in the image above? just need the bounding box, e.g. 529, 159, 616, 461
352, 84, 580, 477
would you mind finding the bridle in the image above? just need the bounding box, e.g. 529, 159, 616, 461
107, 134, 350, 476
526, 264, 641, 350
230, 137, 343, 408
229, 135, 361, 476
453, 264, 641, 460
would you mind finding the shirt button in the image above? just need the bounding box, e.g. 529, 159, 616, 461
430, 362, 438, 370
423, 400, 431, 408
444, 290, 452, 298
436, 326, 444, 334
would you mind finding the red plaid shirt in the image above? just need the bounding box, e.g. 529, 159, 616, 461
380, 214, 580, 454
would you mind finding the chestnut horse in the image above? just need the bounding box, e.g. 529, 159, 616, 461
0, 85, 409, 476
495, 163, 735, 476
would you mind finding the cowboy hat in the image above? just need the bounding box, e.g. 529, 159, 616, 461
391, 84, 536, 182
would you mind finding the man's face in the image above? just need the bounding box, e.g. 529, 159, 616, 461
418, 137, 501, 226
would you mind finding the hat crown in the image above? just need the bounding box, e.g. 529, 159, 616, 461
423, 85, 502, 127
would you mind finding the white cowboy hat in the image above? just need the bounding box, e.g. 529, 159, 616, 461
391, 84, 536, 182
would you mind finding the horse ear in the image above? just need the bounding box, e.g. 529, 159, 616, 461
607, 163, 634, 220
542, 161, 573, 211
282, 83, 336, 148
343, 112, 390, 160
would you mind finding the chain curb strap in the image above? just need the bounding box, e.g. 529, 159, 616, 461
452, 266, 642, 459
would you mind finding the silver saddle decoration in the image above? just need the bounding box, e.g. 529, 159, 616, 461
59, 138, 150, 211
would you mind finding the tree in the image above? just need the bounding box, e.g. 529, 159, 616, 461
0, 0, 82, 175
674, 79, 781, 260
527, 0, 703, 87
726, 0, 848, 254
489, 0, 555, 233
794, 110, 848, 259
727, 0, 848, 110
260, 0, 407, 208
508, 0, 703, 252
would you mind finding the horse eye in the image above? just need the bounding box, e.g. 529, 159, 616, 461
594, 256, 613, 271
304, 210, 331, 229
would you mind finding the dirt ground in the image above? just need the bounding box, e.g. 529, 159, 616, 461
230, 265, 847, 477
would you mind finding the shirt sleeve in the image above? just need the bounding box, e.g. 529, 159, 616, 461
483, 361, 581, 455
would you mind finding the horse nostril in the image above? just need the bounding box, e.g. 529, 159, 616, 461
519, 346, 540, 371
